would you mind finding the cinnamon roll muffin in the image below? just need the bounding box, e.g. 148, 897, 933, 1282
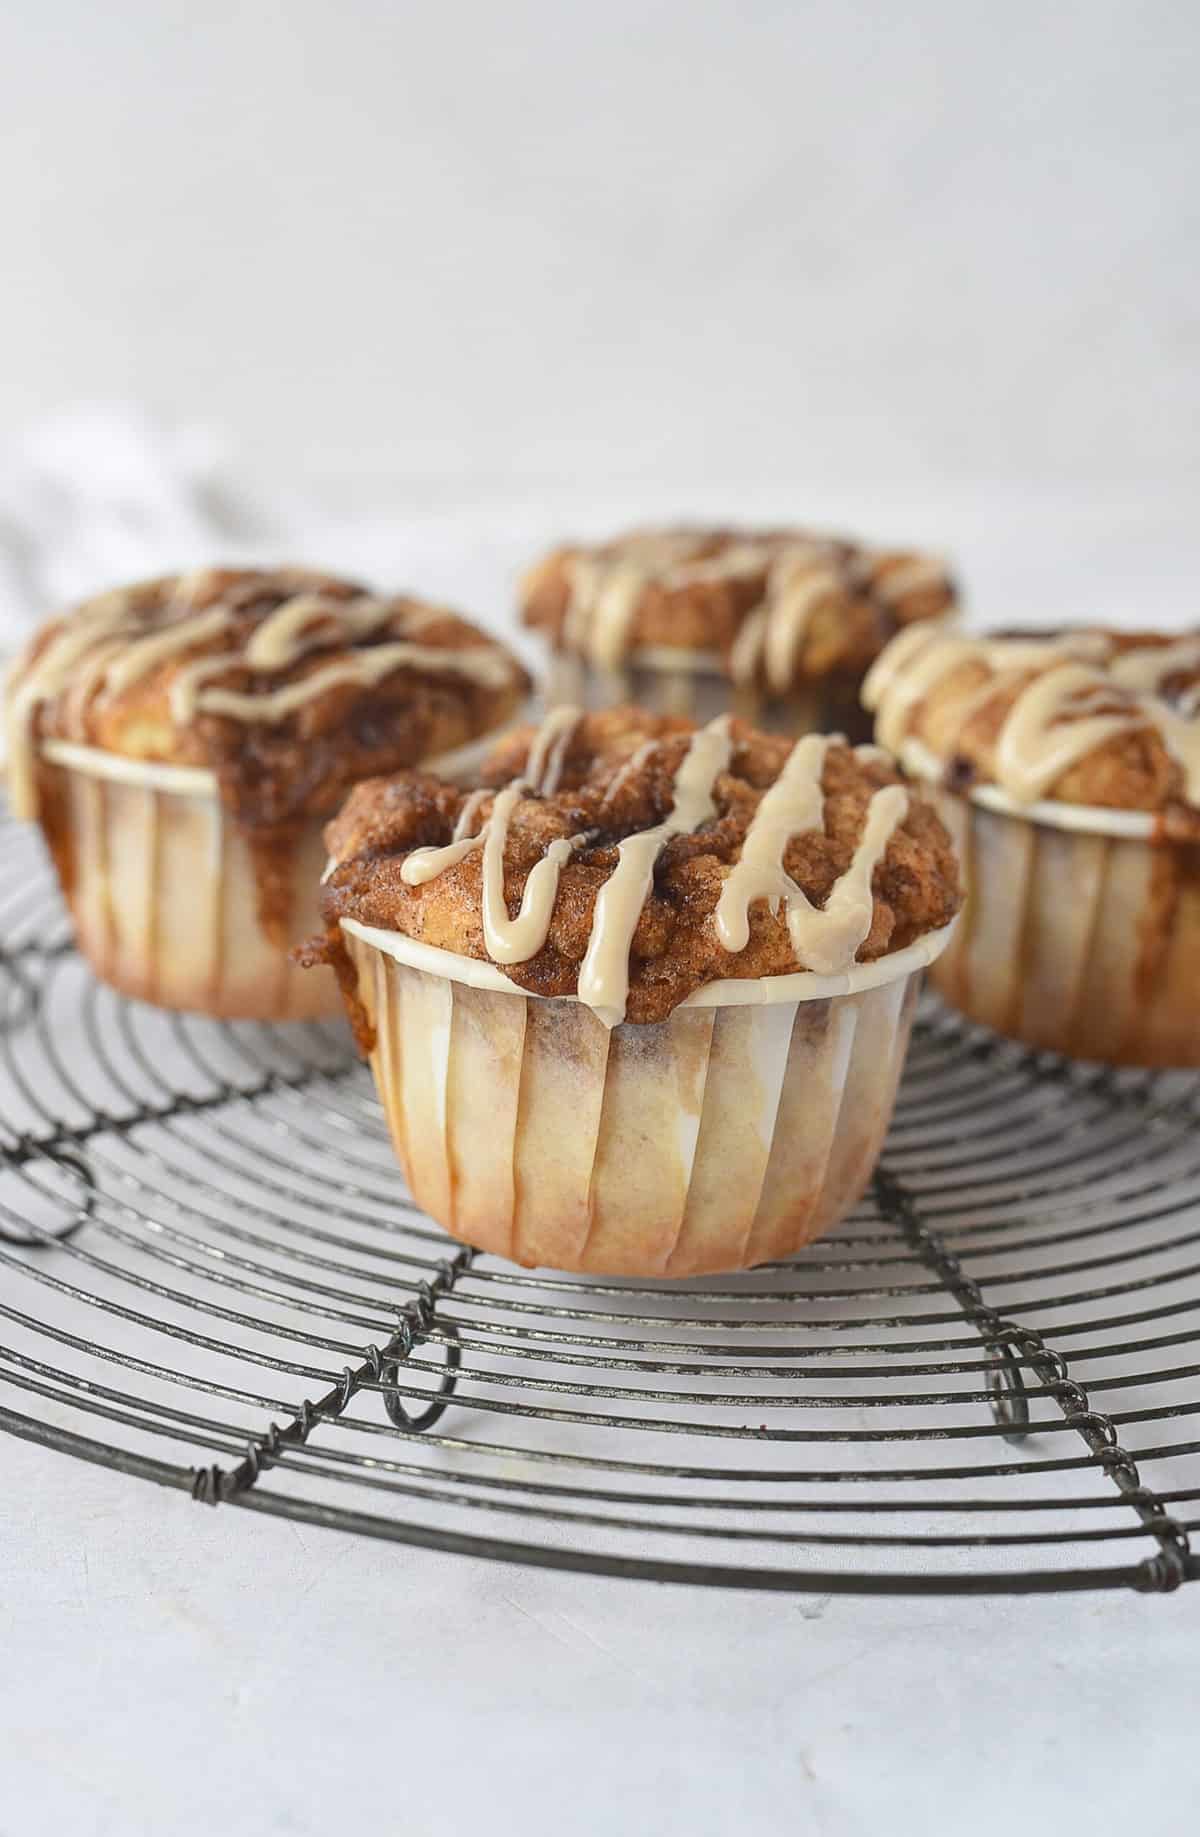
307, 707, 961, 1276
5, 567, 530, 1018
863, 626, 1200, 1064
520, 525, 957, 738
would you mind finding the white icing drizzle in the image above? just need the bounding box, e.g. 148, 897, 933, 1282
866, 627, 1200, 807
401, 710, 733, 1025
1147, 700, 1200, 805
169, 652, 243, 721
577, 715, 734, 1026
869, 555, 951, 604
479, 785, 578, 965
715, 735, 909, 975
661, 543, 773, 590
452, 788, 490, 841
5, 574, 520, 821
102, 607, 233, 696
174, 641, 516, 725
241, 594, 384, 669
981, 633, 1112, 670
560, 556, 604, 658
1107, 636, 1200, 697
441, 705, 589, 957
715, 735, 831, 952
994, 666, 1147, 802
791, 784, 909, 972
760, 554, 842, 693
600, 737, 661, 807
550, 531, 952, 690
401, 706, 585, 898
1106, 640, 1200, 802
6, 604, 145, 818
727, 605, 769, 687
390, 711, 912, 1028
561, 536, 710, 670
863, 628, 1118, 745
587, 559, 660, 672
400, 831, 485, 885
862, 627, 982, 754
523, 703, 582, 794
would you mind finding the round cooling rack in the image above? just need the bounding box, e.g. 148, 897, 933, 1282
1, 811, 1198, 1598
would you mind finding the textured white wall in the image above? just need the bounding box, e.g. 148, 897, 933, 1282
1, 0, 1196, 504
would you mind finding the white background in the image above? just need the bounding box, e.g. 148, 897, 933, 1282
1, 0, 1197, 508
1, 5, 1199, 1834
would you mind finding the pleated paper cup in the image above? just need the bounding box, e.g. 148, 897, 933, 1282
338, 920, 954, 1277
545, 647, 871, 741
31, 728, 517, 1021
916, 759, 1200, 1067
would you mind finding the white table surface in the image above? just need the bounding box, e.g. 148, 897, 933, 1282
3, 480, 1199, 1837
5, 1427, 1198, 1837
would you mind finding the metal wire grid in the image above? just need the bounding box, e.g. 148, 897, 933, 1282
0, 812, 1197, 1597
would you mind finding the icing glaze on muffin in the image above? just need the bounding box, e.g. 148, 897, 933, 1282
314, 705, 962, 1027
863, 626, 1200, 826
6, 566, 530, 827
520, 527, 956, 691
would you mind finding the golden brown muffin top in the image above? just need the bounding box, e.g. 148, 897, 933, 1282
863, 626, 1200, 832
6, 566, 530, 830
519, 526, 957, 691
315, 705, 962, 1026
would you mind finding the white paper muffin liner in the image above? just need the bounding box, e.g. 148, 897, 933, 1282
919, 771, 1200, 1067
339, 921, 953, 1277
544, 647, 869, 739
31, 723, 523, 1021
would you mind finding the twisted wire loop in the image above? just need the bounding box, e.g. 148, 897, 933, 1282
874, 1166, 1193, 1591
873, 1168, 1031, 1441
992, 1322, 1194, 1595
189, 1249, 475, 1506
381, 1251, 472, 1432
0, 1145, 95, 1249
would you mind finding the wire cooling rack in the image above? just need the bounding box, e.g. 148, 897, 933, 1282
1, 811, 1198, 1598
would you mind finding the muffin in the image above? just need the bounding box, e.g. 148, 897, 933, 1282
5, 566, 530, 1019
862, 625, 1200, 1065
520, 525, 957, 738
306, 706, 962, 1276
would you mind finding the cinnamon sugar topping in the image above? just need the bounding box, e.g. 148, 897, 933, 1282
863, 627, 1200, 813
521, 527, 957, 692
715, 734, 909, 976
577, 715, 734, 1025
318, 706, 961, 1027
6, 567, 529, 824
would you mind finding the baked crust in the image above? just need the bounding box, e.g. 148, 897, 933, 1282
10, 566, 531, 830
316, 706, 962, 1025
520, 526, 957, 685
863, 626, 1200, 831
